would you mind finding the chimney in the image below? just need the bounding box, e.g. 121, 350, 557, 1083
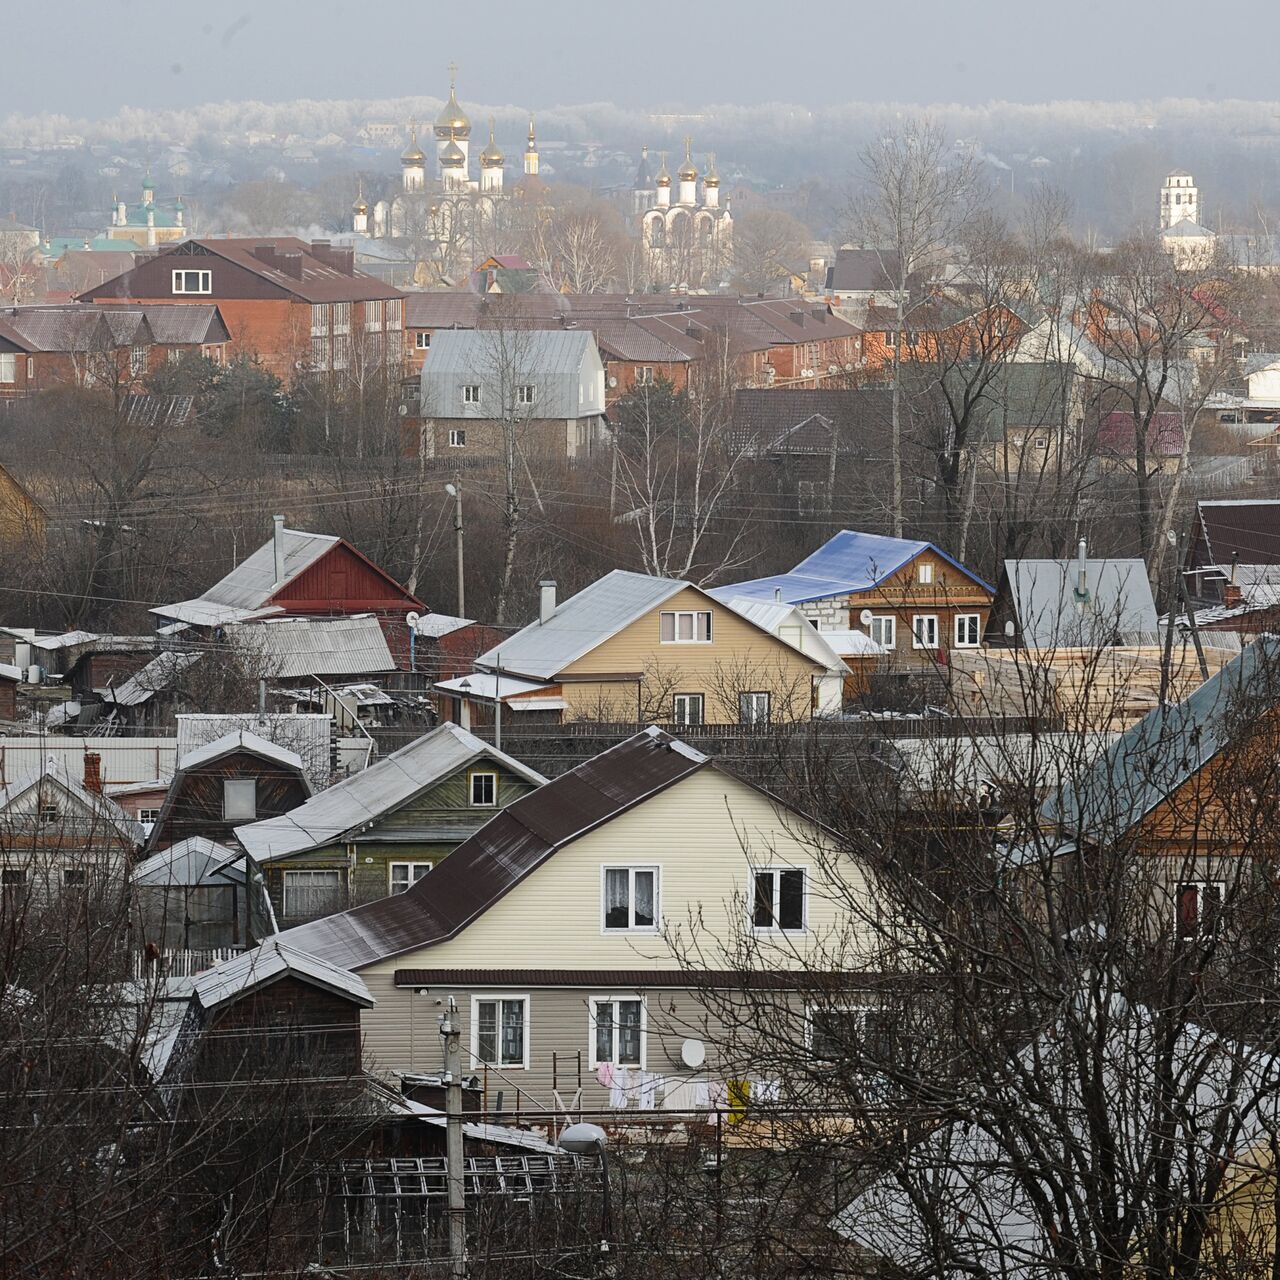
773, 587, 783, 603
789, 310, 805, 326
83, 752, 102, 795
1074, 538, 1089, 601
272, 515, 286, 586
278, 250, 304, 280
252, 243, 280, 269
811, 307, 828, 322
1224, 556, 1243, 607
539, 579, 557, 624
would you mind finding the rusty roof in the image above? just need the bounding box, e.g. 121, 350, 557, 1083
276, 727, 710, 970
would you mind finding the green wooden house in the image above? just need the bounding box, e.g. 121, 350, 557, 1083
235, 722, 546, 925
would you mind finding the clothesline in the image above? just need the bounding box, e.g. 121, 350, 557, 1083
594, 1063, 781, 1113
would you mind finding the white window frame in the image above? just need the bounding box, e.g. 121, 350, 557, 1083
954, 613, 981, 648
332, 301, 351, 335
750, 866, 807, 934
739, 691, 771, 725
130, 344, 147, 376
469, 770, 497, 807
517, 383, 536, 405
588, 995, 647, 1069
389, 862, 433, 894
917, 562, 934, 585
867, 615, 896, 649
448, 428, 467, 448
171, 268, 211, 295
636, 366, 654, 385
471, 994, 529, 1069
138, 807, 162, 824
911, 614, 939, 650
660, 609, 713, 643
672, 693, 704, 726
600, 865, 660, 934
38, 803, 60, 825
222, 779, 257, 821
415, 331, 431, 349
63, 866, 89, 889
1175, 880, 1224, 941
282, 868, 343, 918
310, 303, 330, 337
0, 353, 15, 384
462, 384, 481, 405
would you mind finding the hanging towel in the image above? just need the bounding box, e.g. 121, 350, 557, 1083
727, 1078, 751, 1124
595, 1061, 615, 1089
609, 1064, 632, 1110
690, 1080, 711, 1109
706, 1080, 729, 1111
638, 1072, 660, 1111
754, 1079, 781, 1103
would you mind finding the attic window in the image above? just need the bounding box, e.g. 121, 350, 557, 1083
918, 563, 934, 585
172, 269, 211, 295
517, 384, 536, 404
38, 803, 60, 825
222, 779, 257, 821
470, 771, 497, 807
462, 384, 481, 405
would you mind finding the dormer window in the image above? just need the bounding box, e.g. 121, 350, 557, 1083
917, 562, 934, 585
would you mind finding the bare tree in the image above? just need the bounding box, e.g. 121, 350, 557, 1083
729, 206, 812, 295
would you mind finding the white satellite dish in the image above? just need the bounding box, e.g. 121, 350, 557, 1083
859, 608, 874, 626
680, 1038, 706, 1069
405, 611, 421, 629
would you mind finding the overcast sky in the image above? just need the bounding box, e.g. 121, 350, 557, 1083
8, 0, 1276, 117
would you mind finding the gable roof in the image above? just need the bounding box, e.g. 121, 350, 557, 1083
192, 936, 374, 1011
1001, 558, 1158, 648
423, 327, 597, 378
715, 530, 995, 605
177, 728, 308, 778
717, 596, 850, 672
107, 650, 201, 706
235, 721, 547, 862
472, 570, 689, 681
0, 758, 142, 843
825, 247, 898, 294
132, 836, 246, 887
274, 727, 710, 970
1040, 637, 1280, 843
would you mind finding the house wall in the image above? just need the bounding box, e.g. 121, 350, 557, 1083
270, 542, 418, 614
554, 585, 824, 724
0, 465, 45, 543
794, 548, 993, 669
354, 769, 874, 1088
426, 415, 606, 461
0, 679, 16, 722
605, 359, 689, 402
149, 751, 310, 851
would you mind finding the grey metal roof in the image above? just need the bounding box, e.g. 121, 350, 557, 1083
153, 527, 338, 625
132, 837, 246, 887
226, 614, 395, 681
177, 728, 308, 779
275, 727, 709, 971
108, 650, 201, 706
1002, 558, 1158, 648
420, 328, 605, 421
474, 570, 689, 681
176, 713, 335, 792
192, 936, 374, 1011
235, 721, 547, 862
0, 758, 142, 844
1041, 637, 1280, 842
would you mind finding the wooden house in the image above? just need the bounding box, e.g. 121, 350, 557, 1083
143, 729, 312, 854
235, 722, 546, 926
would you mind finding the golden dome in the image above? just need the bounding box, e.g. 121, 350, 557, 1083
353, 193, 369, 214
703, 153, 720, 187
655, 152, 672, 186
480, 119, 504, 168
401, 123, 425, 165
441, 138, 466, 168
677, 137, 697, 181
434, 71, 471, 139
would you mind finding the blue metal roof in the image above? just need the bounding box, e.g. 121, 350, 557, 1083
713, 531, 994, 604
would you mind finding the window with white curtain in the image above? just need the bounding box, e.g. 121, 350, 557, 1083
473, 996, 528, 1067
602, 866, 658, 931
591, 997, 644, 1066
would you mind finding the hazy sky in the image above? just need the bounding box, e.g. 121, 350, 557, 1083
8, 0, 1277, 117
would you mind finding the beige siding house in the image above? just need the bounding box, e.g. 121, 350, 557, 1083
279, 727, 879, 1114
435, 570, 831, 727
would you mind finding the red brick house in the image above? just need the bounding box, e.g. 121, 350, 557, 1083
79, 237, 406, 384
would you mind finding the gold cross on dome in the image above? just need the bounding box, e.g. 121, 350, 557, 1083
448, 61, 458, 87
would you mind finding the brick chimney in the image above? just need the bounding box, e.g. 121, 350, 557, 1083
252, 243, 280, 270
1223, 555, 1244, 608
83, 752, 102, 794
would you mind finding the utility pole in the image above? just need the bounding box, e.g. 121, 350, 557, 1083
445, 481, 465, 618
441, 998, 466, 1279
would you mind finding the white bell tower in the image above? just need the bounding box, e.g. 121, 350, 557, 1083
1160, 171, 1199, 229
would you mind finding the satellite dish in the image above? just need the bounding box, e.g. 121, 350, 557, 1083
859, 609, 874, 626
405, 611, 421, 629
607, 375, 618, 388
680, 1038, 706, 1069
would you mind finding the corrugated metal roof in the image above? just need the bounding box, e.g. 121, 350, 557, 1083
1003, 558, 1158, 648
109, 651, 201, 706
1041, 637, 1280, 842
413, 612, 474, 638
192, 937, 374, 1011
177, 728, 307, 778
132, 836, 245, 887
275, 727, 708, 971
0, 737, 179, 786
226, 614, 395, 681
176, 713, 334, 792
236, 721, 547, 862
717, 530, 995, 604
154, 527, 337, 625
717, 597, 850, 671
0, 758, 142, 843
474, 570, 688, 681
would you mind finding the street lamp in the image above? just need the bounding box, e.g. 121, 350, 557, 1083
558, 1122, 612, 1261
444, 481, 464, 618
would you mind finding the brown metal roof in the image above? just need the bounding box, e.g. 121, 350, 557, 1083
1192, 500, 1280, 569
277, 727, 710, 970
